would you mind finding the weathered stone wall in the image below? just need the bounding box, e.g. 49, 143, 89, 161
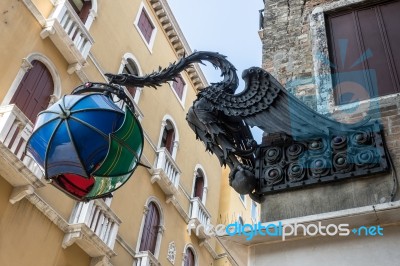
262, 0, 317, 108
260, 0, 400, 221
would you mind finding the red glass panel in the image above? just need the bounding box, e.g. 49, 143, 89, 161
53, 174, 95, 199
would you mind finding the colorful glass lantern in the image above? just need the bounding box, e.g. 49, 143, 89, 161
26, 83, 144, 201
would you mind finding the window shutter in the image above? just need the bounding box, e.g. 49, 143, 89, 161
184, 248, 195, 266
11, 60, 53, 122
138, 10, 154, 43
194, 174, 204, 200
172, 75, 185, 99
139, 202, 160, 254
326, 0, 400, 105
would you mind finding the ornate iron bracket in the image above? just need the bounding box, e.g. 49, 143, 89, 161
255, 122, 389, 195
106, 51, 392, 203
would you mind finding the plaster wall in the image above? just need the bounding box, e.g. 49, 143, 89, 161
0, 0, 225, 265
251, 225, 400, 266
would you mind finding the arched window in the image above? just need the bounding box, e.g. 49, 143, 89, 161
10, 60, 53, 122
184, 247, 196, 266
139, 202, 160, 254
191, 165, 208, 204
161, 120, 175, 155
193, 169, 204, 200
68, 0, 92, 23
122, 58, 139, 98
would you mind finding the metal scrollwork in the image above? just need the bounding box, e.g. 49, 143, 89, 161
287, 162, 305, 183
264, 166, 284, 186
287, 144, 304, 160
264, 147, 282, 164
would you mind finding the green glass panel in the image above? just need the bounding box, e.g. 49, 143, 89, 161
85, 172, 131, 198
93, 109, 143, 177
85, 108, 143, 199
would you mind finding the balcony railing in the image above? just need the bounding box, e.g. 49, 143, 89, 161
189, 197, 211, 239
63, 199, 121, 257
135, 251, 161, 266
0, 104, 43, 188
40, 1, 94, 73
151, 148, 181, 196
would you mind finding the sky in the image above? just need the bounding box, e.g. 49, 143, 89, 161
167, 0, 264, 87
167, 0, 265, 142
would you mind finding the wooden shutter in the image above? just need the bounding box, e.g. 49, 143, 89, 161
173, 75, 185, 99
326, 0, 400, 105
165, 128, 175, 154
194, 173, 204, 200
139, 202, 160, 254
68, 0, 92, 23
138, 9, 154, 43
184, 248, 195, 266
10, 60, 53, 122
161, 123, 175, 155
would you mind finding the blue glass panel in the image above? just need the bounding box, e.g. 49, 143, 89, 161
71, 94, 123, 113
67, 119, 109, 174
32, 112, 59, 132
27, 119, 61, 167
62, 94, 86, 110
46, 122, 88, 178
71, 110, 124, 136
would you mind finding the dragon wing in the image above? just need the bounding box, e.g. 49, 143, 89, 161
202, 66, 365, 139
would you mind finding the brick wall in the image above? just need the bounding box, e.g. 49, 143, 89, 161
261, 0, 400, 167
262, 0, 318, 108
260, 0, 400, 220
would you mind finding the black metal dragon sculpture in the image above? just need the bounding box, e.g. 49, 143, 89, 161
106, 51, 391, 203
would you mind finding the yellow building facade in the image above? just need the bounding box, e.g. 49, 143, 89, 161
0, 0, 257, 265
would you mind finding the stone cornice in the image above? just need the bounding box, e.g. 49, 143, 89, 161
148, 0, 208, 91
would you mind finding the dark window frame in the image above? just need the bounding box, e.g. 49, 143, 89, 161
193, 170, 204, 200
172, 75, 186, 100
326, 0, 400, 105
139, 202, 161, 255
68, 0, 92, 23
160, 121, 175, 155
184, 247, 196, 266
137, 9, 155, 44
11, 60, 54, 123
